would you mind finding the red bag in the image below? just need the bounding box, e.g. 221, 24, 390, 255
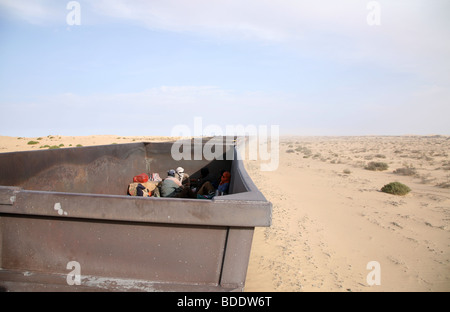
133, 173, 149, 183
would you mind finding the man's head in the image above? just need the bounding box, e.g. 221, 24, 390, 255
168, 169, 176, 177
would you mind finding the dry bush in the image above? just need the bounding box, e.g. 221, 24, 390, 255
381, 182, 411, 195
393, 167, 417, 176
365, 161, 389, 171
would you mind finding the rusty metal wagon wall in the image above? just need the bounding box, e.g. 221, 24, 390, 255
0, 139, 272, 291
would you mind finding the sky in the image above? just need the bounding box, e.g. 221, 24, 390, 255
0, 0, 449, 137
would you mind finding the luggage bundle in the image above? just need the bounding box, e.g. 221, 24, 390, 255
128, 173, 160, 197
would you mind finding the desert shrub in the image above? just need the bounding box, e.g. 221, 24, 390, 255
45, 144, 64, 149
365, 161, 389, 171
418, 173, 435, 184
27, 141, 39, 145
436, 182, 450, 189
286, 149, 295, 153
294, 146, 312, 156
343, 169, 351, 174
393, 167, 417, 176
381, 182, 411, 195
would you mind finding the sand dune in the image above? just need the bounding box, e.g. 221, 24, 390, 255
1, 134, 449, 291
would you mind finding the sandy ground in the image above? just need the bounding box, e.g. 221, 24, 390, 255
0, 135, 184, 152
1, 134, 449, 292
244, 136, 450, 292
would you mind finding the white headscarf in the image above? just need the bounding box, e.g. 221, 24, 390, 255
176, 167, 184, 182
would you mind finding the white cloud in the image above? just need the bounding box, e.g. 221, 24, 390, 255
0, 0, 62, 25
88, 1, 450, 83
2, 0, 449, 79
87, 0, 365, 41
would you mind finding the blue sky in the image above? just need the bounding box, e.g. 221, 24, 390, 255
0, 0, 449, 137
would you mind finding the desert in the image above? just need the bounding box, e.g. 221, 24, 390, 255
0, 134, 449, 292
244, 135, 450, 292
